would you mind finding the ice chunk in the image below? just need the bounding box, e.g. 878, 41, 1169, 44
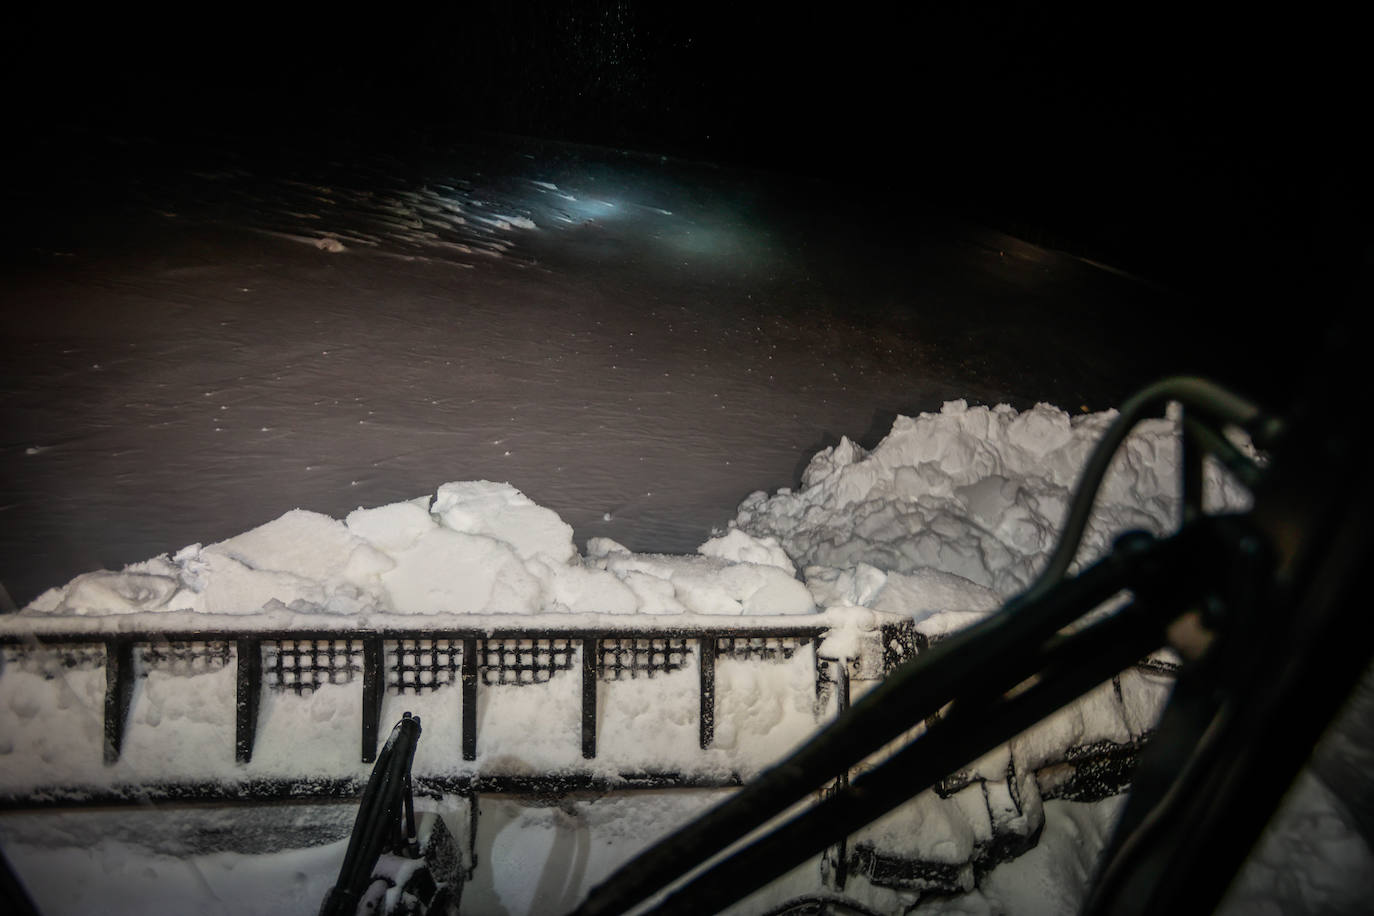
380, 528, 545, 614
37, 571, 180, 615
205, 509, 362, 584
697, 528, 796, 575
346, 500, 438, 553
432, 481, 576, 564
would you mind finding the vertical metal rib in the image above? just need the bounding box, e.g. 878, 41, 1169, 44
582, 638, 599, 759
462, 637, 478, 761
1182, 407, 1205, 524
103, 638, 133, 765
235, 638, 261, 763
361, 636, 384, 763
699, 635, 717, 750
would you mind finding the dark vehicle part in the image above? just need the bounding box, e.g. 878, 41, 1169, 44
0, 848, 41, 916
570, 375, 1372, 915
320, 712, 461, 916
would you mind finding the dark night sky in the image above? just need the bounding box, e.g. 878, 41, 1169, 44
7, 5, 1366, 325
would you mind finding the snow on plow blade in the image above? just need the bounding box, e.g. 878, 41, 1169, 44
0, 611, 914, 801
0, 606, 1167, 907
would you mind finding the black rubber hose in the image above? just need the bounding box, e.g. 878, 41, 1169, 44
319, 714, 421, 916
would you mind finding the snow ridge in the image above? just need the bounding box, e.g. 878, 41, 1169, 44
732, 399, 1251, 608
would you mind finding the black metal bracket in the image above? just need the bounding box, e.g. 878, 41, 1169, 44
102, 638, 134, 765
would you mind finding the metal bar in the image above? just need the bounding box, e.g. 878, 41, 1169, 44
582, 638, 599, 759
698, 635, 716, 750
0, 771, 749, 811
468, 790, 481, 880
1182, 408, 1205, 524
830, 659, 852, 891
0, 624, 836, 646
235, 638, 261, 763
461, 637, 478, 761
103, 638, 134, 765
361, 637, 385, 762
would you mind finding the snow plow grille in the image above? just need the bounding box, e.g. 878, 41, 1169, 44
479, 637, 575, 686
0, 616, 916, 806
2, 642, 104, 676
716, 635, 807, 662
265, 639, 364, 694
387, 638, 464, 693
140, 640, 233, 677
599, 637, 690, 680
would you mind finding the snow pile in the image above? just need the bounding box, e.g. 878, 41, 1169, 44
21, 400, 1252, 628
24, 481, 814, 619
21, 400, 1251, 629
731, 399, 1251, 615
712, 399, 1257, 906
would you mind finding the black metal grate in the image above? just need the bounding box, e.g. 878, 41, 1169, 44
140, 641, 233, 677
1, 644, 105, 678
479, 638, 575, 686
884, 626, 917, 673
599, 637, 690, 680
265, 640, 363, 695
716, 635, 810, 663
388, 639, 463, 694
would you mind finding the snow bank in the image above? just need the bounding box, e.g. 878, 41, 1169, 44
23, 480, 815, 619
20, 400, 1250, 629
732, 399, 1250, 606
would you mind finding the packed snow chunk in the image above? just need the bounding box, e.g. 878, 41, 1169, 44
873, 567, 1003, 618
610, 569, 688, 615
432, 481, 576, 565
168, 509, 393, 615
735, 400, 1254, 601
380, 527, 545, 614
597, 552, 814, 616
205, 509, 380, 588
799, 436, 868, 489
698, 528, 796, 575
1012, 679, 1133, 771
804, 563, 890, 608
815, 607, 878, 662
803, 564, 1002, 632
28, 569, 181, 615
544, 561, 640, 614
345, 499, 438, 553
585, 536, 632, 559
1004, 402, 1075, 460
854, 784, 990, 870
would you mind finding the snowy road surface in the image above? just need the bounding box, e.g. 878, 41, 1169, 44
1, 131, 1198, 609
